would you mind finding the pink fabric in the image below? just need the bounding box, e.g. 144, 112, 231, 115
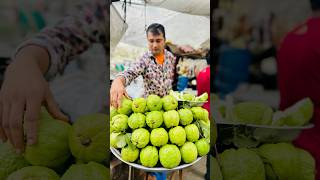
196, 66, 210, 113
277, 17, 320, 179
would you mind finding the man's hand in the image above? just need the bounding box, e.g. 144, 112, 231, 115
0, 45, 68, 153
110, 76, 130, 109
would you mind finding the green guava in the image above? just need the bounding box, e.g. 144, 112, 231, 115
169, 126, 186, 146
191, 107, 206, 121
110, 106, 118, 119
131, 128, 150, 148
150, 128, 168, 147
128, 113, 146, 129
184, 124, 200, 142
117, 97, 133, 115
121, 146, 139, 162
132, 98, 147, 113
69, 113, 108, 163
24, 109, 71, 168
147, 95, 162, 111
0, 142, 29, 180
146, 111, 163, 129
162, 95, 178, 111
61, 162, 108, 180
110, 133, 126, 148
163, 110, 180, 128
159, 144, 181, 168
178, 108, 193, 125
7, 166, 59, 180
180, 142, 198, 163
195, 92, 208, 102
182, 93, 195, 101
140, 146, 159, 167
111, 114, 128, 132
195, 138, 210, 156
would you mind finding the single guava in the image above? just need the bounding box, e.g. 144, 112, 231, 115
69, 113, 108, 163
121, 146, 139, 162
184, 124, 200, 142
159, 144, 181, 168
195, 92, 208, 102
146, 111, 163, 129
110, 133, 127, 148
132, 98, 147, 113
61, 162, 108, 180
147, 95, 163, 111
111, 114, 128, 132
110, 106, 118, 119
191, 107, 206, 121
0, 142, 29, 180
180, 142, 198, 163
182, 93, 195, 101
24, 108, 71, 168
178, 108, 193, 125
131, 128, 150, 148
195, 138, 210, 156
162, 95, 178, 111
128, 113, 146, 129
163, 110, 180, 128
7, 166, 59, 180
140, 146, 159, 167
150, 128, 168, 147
117, 97, 133, 115
169, 126, 186, 146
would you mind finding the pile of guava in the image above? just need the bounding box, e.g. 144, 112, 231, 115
0, 108, 109, 180
110, 92, 213, 169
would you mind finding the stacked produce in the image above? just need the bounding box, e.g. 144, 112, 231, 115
110, 92, 212, 169
0, 108, 109, 180
220, 97, 314, 126
211, 143, 315, 180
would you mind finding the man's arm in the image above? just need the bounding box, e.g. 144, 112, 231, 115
14, 0, 108, 79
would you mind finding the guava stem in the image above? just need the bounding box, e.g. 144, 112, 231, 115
81, 138, 91, 146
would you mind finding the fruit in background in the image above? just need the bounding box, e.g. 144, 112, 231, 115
146, 111, 163, 129
162, 95, 178, 111
110, 106, 118, 119
163, 110, 180, 128
210, 156, 223, 180
273, 98, 313, 126
182, 93, 195, 101
132, 98, 147, 113
110, 132, 127, 148
147, 95, 162, 111
195, 138, 210, 156
121, 146, 139, 162
111, 114, 128, 132
232, 102, 273, 125
69, 114, 108, 163
61, 162, 108, 180
150, 128, 168, 147
220, 148, 265, 180
0, 143, 29, 180
169, 126, 186, 146
178, 108, 193, 125
128, 113, 146, 129
159, 144, 181, 168
25, 109, 71, 168
7, 166, 60, 180
180, 142, 198, 163
140, 146, 159, 167
131, 128, 150, 148
184, 124, 200, 142
195, 92, 208, 102
117, 97, 133, 115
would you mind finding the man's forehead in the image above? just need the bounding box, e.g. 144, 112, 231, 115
147, 32, 164, 39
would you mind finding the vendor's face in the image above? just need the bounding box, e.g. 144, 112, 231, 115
147, 32, 165, 56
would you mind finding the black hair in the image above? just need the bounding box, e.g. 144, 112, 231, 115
310, 0, 320, 11
146, 23, 166, 39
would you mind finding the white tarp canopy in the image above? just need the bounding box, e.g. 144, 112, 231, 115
111, 1, 210, 50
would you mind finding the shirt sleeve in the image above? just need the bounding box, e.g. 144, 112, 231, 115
117, 56, 147, 86
14, 0, 108, 80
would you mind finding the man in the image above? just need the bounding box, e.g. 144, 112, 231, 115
110, 23, 176, 108
277, 0, 320, 178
